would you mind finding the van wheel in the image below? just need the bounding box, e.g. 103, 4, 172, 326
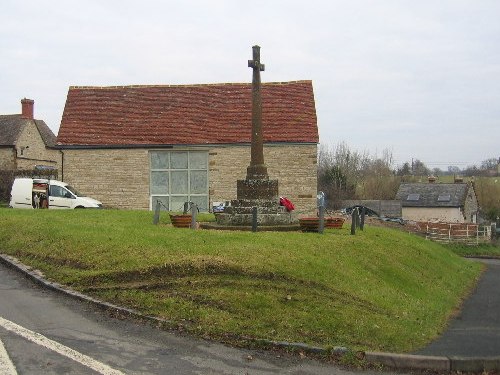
75, 206, 85, 209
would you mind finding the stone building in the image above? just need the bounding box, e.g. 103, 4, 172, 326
56, 81, 319, 213
0, 99, 59, 171
395, 180, 479, 223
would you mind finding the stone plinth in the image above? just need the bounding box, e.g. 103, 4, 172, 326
215, 198, 297, 227
237, 178, 278, 201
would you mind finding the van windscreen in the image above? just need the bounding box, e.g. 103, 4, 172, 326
65, 185, 85, 197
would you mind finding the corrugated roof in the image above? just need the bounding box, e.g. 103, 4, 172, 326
56, 81, 318, 146
395, 183, 470, 208
0, 114, 56, 148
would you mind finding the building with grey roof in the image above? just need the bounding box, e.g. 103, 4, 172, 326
0, 99, 59, 171
395, 181, 479, 223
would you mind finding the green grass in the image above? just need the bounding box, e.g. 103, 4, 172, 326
0, 208, 482, 353
446, 243, 500, 258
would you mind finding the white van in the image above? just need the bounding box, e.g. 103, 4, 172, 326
9, 178, 102, 209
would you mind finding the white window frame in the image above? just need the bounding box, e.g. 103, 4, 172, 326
150, 150, 209, 212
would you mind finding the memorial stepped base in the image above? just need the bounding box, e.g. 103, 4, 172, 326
215, 199, 298, 226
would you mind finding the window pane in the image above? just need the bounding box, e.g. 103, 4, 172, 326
170, 195, 188, 212
189, 152, 207, 169
171, 171, 188, 194
171, 152, 188, 169
151, 151, 169, 169
152, 196, 169, 211
190, 170, 207, 194
190, 196, 208, 212
151, 172, 169, 194
50, 185, 65, 197
437, 194, 451, 202
150, 151, 209, 212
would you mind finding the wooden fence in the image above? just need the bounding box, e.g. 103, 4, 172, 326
417, 222, 491, 245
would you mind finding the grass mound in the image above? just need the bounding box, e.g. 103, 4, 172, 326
0, 209, 481, 352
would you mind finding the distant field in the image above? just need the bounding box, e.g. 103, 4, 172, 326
0, 208, 482, 354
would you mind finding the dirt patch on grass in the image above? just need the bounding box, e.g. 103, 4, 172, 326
78, 261, 390, 317
15, 251, 93, 270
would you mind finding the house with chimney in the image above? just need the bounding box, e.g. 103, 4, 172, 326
56, 81, 319, 213
395, 178, 479, 223
0, 99, 59, 171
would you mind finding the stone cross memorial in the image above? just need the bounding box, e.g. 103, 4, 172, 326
236, 45, 279, 201
213, 45, 298, 230
246, 45, 267, 180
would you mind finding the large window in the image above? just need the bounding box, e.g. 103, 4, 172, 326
150, 151, 208, 212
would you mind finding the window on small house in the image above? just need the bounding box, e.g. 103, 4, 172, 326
150, 151, 208, 212
437, 194, 451, 202
407, 193, 420, 201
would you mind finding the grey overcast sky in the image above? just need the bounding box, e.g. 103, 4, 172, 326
1, 0, 499, 169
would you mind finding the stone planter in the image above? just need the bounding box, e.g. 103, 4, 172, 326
325, 217, 345, 229
299, 217, 345, 232
299, 217, 321, 232
169, 214, 192, 228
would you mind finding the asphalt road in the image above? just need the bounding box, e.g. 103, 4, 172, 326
417, 258, 500, 357
4, 255, 499, 374
0, 263, 396, 375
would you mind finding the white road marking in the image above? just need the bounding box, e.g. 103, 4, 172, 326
0, 316, 125, 375
0, 336, 17, 375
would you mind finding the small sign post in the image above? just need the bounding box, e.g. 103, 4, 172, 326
153, 200, 161, 225
252, 206, 258, 232
351, 208, 357, 235
360, 206, 366, 231
190, 203, 198, 230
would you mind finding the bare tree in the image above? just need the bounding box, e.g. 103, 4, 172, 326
318, 143, 399, 207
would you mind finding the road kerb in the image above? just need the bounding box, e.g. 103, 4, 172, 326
450, 356, 500, 372
364, 351, 450, 371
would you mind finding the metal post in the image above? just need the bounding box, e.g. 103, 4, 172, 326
318, 205, 325, 234
153, 200, 161, 225
190, 203, 197, 230
360, 206, 365, 231
252, 206, 258, 232
351, 209, 356, 235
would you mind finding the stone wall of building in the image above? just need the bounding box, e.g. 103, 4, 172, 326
15, 121, 60, 170
61, 148, 151, 210
402, 207, 465, 223
209, 144, 317, 215
463, 184, 479, 223
0, 148, 15, 169
61, 143, 318, 214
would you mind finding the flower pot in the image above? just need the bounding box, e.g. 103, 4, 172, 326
169, 214, 192, 228
299, 217, 321, 232
299, 217, 345, 232
325, 217, 345, 229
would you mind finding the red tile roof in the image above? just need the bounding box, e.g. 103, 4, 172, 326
57, 81, 318, 147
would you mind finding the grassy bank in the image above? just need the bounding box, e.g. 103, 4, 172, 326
446, 243, 500, 258
0, 209, 481, 353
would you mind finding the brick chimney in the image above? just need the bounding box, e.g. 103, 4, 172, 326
21, 98, 34, 120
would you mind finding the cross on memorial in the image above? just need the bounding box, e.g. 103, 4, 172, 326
246, 45, 268, 180
235, 45, 279, 202
212, 45, 296, 228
